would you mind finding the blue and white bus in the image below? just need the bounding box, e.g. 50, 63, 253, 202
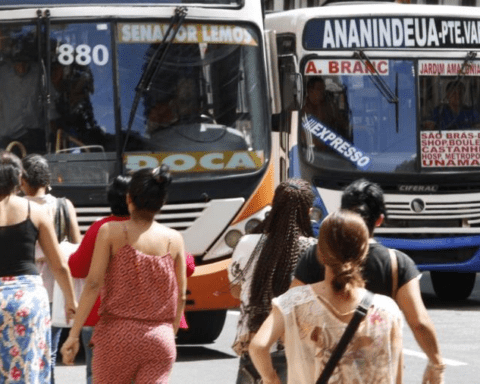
0, 0, 280, 342
267, 1, 480, 300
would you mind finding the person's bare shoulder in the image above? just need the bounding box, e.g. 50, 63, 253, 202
27, 197, 51, 226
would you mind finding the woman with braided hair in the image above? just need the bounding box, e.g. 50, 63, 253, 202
228, 179, 316, 384
249, 210, 403, 384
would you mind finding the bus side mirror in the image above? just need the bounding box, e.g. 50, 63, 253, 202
279, 55, 303, 112
265, 30, 281, 116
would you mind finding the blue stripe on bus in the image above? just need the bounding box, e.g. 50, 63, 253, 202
376, 235, 480, 272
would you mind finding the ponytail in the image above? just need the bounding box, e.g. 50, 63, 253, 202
317, 210, 369, 295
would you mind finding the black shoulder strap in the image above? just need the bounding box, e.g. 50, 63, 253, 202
55, 197, 71, 242
388, 248, 399, 299
55, 198, 62, 242
316, 290, 374, 384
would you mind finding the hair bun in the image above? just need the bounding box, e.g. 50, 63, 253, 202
152, 164, 172, 187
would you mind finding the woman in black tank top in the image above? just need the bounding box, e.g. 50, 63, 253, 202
0, 150, 77, 383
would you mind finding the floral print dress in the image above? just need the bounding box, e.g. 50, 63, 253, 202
0, 275, 51, 384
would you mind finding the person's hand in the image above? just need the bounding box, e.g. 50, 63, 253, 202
261, 373, 281, 384
422, 361, 445, 384
64, 298, 77, 324
60, 335, 80, 365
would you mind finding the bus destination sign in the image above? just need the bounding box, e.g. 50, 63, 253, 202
304, 17, 480, 50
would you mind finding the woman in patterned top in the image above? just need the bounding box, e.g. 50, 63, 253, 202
61, 165, 186, 384
249, 210, 403, 384
228, 179, 316, 383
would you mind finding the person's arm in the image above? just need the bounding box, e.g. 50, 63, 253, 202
37, 209, 77, 320
390, 313, 404, 384
37, 210, 77, 316
61, 223, 113, 365
172, 231, 187, 334
249, 306, 285, 384
396, 277, 443, 367
229, 283, 241, 299
66, 198, 82, 244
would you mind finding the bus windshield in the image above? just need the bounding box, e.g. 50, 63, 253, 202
0, 20, 268, 183
300, 57, 480, 174
118, 22, 268, 179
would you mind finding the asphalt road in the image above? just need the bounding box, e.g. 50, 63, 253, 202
56, 272, 480, 383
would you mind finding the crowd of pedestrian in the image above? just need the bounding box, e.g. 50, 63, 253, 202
0, 148, 445, 384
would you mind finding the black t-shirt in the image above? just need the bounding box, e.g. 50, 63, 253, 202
294, 240, 420, 298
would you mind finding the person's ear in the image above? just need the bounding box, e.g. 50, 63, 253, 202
375, 214, 385, 228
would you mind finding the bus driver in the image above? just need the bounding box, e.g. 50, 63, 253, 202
423, 81, 480, 131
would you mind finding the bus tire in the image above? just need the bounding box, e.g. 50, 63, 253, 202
430, 271, 476, 301
176, 309, 227, 344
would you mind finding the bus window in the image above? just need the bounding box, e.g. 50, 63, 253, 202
49, 22, 115, 153
421, 74, 480, 131
0, 25, 43, 155
301, 59, 417, 173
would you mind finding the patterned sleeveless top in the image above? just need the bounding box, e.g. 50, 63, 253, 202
98, 225, 178, 323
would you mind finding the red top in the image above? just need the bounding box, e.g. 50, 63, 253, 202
179, 252, 195, 329
68, 215, 129, 326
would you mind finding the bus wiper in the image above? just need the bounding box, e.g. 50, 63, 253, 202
37, 10, 52, 153
354, 50, 398, 104
122, 6, 188, 154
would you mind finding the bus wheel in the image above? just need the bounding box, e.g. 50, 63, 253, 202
176, 310, 227, 344
430, 271, 476, 301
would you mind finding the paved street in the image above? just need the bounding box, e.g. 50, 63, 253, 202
56, 272, 479, 383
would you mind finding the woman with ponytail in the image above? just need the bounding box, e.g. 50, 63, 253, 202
228, 179, 317, 383
61, 165, 186, 384
249, 210, 403, 384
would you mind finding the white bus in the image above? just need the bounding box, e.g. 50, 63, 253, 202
267, 2, 480, 300
0, 0, 280, 342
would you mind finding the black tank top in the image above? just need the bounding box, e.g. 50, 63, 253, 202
0, 202, 39, 277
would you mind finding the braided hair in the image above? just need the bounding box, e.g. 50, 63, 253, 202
317, 210, 369, 296
246, 179, 314, 333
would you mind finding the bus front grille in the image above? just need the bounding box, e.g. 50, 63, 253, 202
75, 202, 209, 235
384, 195, 480, 228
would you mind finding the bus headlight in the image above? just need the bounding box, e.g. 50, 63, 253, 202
203, 205, 271, 261
245, 218, 262, 234
225, 229, 243, 248
310, 207, 323, 222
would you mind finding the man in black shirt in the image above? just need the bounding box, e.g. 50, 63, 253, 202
291, 179, 445, 383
